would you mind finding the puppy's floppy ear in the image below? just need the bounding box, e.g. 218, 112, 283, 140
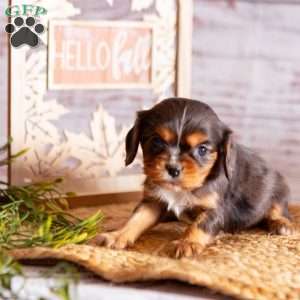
125, 111, 145, 166
222, 129, 236, 180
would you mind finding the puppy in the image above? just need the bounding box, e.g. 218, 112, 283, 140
96, 98, 294, 258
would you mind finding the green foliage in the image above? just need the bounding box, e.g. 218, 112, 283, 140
45, 262, 80, 300
0, 138, 29, 168
0, 252, 79, 300
0, 141, 103, 249
0, 184, 103, 249
0, 141, 105, 299
0, 252, 23, 299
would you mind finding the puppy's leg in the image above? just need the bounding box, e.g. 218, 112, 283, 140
95, 201, 163, 249
172, 209, 220, 258
265, 203, 294, 236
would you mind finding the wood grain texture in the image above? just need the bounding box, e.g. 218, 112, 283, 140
192, 0, 300, 200
1, 0, 299, 200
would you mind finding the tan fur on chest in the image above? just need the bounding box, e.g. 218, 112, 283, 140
150, 186, 218, 217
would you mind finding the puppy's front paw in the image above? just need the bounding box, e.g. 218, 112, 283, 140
269, 219, 295, 236
92, 230, 134, 250
170, 240, 204, 259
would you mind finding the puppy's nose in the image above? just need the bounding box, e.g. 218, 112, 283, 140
166, 164, 181, 178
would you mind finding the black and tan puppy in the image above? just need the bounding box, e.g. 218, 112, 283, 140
96, 98, 294, 258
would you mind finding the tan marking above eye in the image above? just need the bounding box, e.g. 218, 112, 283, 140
155, 126, 176, 143
185, 132, 208, 148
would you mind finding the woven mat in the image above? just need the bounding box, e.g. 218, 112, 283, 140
10, 202, 300, 300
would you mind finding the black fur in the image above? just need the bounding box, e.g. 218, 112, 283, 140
125, 97, 291, 237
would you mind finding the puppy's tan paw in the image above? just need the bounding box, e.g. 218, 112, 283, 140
269, 219, 295, 236
92, 231, 134, 250
170, 240, 204, 259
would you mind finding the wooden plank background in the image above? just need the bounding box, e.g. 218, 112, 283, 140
0, 0, 299, 201
192, 0, 300, 201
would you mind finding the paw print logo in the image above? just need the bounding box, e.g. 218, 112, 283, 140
5, 16, 45, 48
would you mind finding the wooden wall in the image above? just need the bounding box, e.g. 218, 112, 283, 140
0, 0, 299, 200
192, 0, 300, 201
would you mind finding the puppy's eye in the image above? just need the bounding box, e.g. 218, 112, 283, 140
152, 137, 165, 148
198, 145, 208, 156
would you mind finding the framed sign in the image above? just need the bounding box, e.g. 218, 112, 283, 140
48, 20, 155, 89
8, 0, 193, 196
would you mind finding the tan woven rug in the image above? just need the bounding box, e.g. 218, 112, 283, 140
10, 202, 300, 300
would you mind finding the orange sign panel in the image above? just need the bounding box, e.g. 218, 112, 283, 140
48, 20, 154, 89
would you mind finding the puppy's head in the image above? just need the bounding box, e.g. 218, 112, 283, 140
125, 98, 234, 190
